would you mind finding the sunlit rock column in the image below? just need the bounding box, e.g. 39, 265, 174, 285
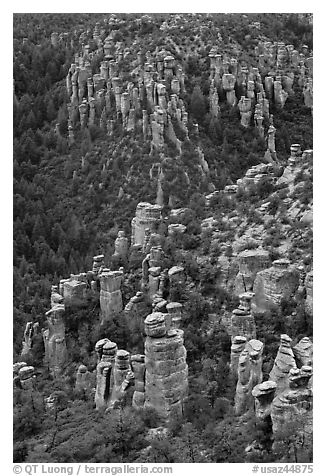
222, 73, 237, 106
108, 350, 134, 409
230, 292, 256, 340
94, 339, 117, 410
75, 364, 92, 392
131, 202, 162, 247
144, 312, 188, 420
234, 339, 264, 415
238, 96, 252, 127
274, 79, 288, 108
166, 302, 183, 330
99, 270, 124, 322
131, 354, 146, 409
230, 336, 247, 376
43, 303, 67, 377
62, 275, 87, 306
113, 231, 129, 260
269, 334, 297, 394
21, 322, 40, 359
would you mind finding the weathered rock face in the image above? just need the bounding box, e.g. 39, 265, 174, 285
99, 270, 123, 322
252, 380, 277, 421
265, 123, 277, 162
230, 292, 256, 340
92, 254, 104, 276
51, 285, 64, 307
43, 304, 67, 377
108, 350, 134, 409
21, 321, 40, 358
209, 84, 220, 118
253, 259, 300, 314
230, 336, 247, 376
131, 202, 163, 247
94, 339, 117, 410
75, 364, 92, 392
168, 223, 187, 236
222, 73, 237, 106
131, 354, 146, 409
269, 334, 297, 394
271, 366, 313, 437
293, 337, 313, 367
62, 277, 87, 306
303, 78, 313, 109
144, 312, 188, 420
274, 80, 288, 108
113, 231, 129, 259
18, 365, 36, 390
234, 249, 271, 295
234, 339, 264, 415
166, 302, 182, 330
238, 96, 252, 127
95, 361, 112, 410
304, 271, 313, 316
151, 107, 165, 150
148, 266, 161, 301
168, 266, 186, 285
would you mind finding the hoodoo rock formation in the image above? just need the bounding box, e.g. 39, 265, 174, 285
234, 339, 264, 415
43, 303, 67, 377
269, 334, 297, 394
144, 312, 188, 420
271, 366, 313, 437
99, 269, 124, 322
131, 203, 163, 247
230, 292, 256, 340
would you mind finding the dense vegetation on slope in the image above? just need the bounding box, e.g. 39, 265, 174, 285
13, 13, 313, 463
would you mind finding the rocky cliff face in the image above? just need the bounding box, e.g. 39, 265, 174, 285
253, 260, 300, 314
234, 248, 271, 295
